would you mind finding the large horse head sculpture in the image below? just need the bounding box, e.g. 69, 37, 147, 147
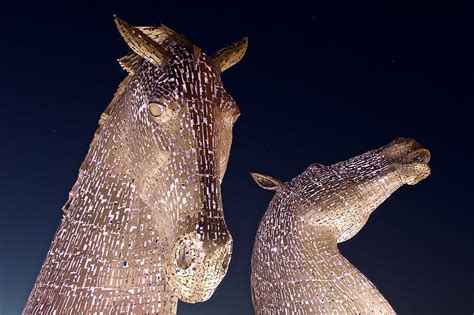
25, 16, 247, 314
250, 138, 431, 314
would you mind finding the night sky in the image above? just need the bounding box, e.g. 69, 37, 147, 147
0, 0, 472, 314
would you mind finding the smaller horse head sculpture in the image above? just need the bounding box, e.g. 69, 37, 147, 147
250, 138, 430, 313
112, 17, 246, 302
25, 16, 247, 314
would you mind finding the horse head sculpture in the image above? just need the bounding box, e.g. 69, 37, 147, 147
25, 16, 247, 314
250, 138, 430, 314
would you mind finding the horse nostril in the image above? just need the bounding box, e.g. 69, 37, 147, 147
177, 245, 193, 270
401, 148, 431, 164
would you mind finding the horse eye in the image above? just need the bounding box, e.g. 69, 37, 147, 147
148, 102, 166, 117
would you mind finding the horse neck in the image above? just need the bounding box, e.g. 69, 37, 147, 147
252, 199, 395, 314
25, 94, 179, 314
293, 225, 395, 313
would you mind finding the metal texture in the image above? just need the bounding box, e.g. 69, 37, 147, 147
24, 16, 246, 314
251, 138, 431, 314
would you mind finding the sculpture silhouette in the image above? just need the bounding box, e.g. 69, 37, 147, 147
24, 16, 247, 314
250, 138, 431, 314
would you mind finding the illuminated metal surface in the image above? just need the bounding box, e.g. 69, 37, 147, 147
24, 16, 247, 314
251, 138, 431, 314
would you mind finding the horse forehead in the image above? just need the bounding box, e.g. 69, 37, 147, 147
174, 64, 237, 112
170, 46, 216, 75
291, 168, 340, 196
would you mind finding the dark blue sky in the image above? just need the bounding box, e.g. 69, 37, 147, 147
0, 0, 472, 314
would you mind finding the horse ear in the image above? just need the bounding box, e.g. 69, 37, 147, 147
114, 15, 169, 67
212, 37, 248, 72
250, 172, 282, 190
